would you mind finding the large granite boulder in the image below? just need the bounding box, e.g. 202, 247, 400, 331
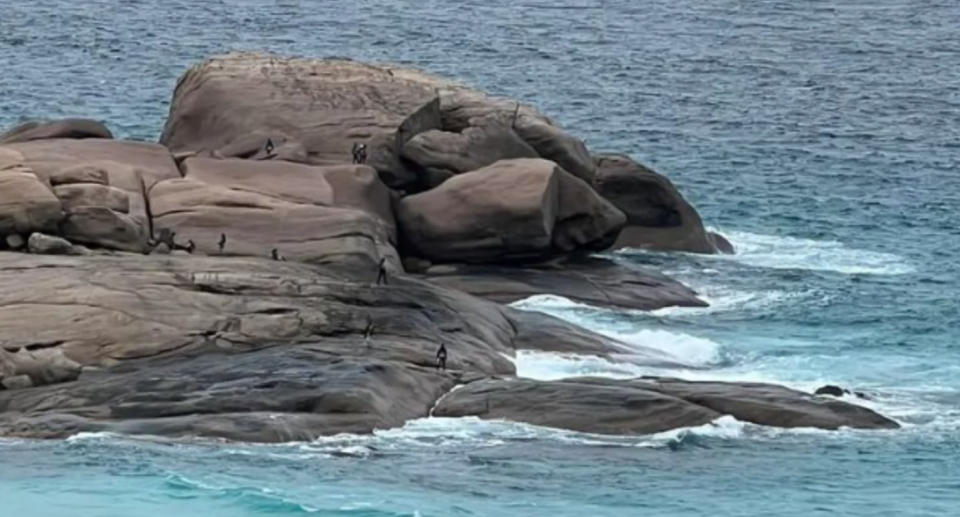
150, 178, 397, 268
434, 377, 899, 434
401, 123, 538, 188
0, 119, 112, 145
180, 157, 395, 236
593, 153, 723, 254
160, 53, 456, 189
398, 158, 625, 263
439, 90, 596, 183
1, 139, 182, 250
0, 165, 64, 236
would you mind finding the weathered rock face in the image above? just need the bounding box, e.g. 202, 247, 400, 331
398, 158, 625, 263
0, 251, 522, 441
0, 165, 64, 235
0, 119, 112, 145
422, 257, 705, 311
438, 91, 596, 183
401, 123, 539, 188
1, 139, 182, 250
434, 377, 899, 434
159, 53, 454, 189
53, 184, 130, 214
150, 177, 398, 269
60, 207, 148, 253
0, 348, 81, 389
593, 153, 721, 254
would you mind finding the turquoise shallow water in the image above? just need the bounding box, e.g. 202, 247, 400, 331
2, 1, 959, 515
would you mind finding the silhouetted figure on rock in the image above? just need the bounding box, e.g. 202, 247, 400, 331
436, 343, 447, 371
364, 316, 375, 342
218, 233, 226, 254
351, 142, 367, 164
185, 240, 195, 254
271, 248, 285, 261
375, 257, 388, 285
265, 138, 275, 156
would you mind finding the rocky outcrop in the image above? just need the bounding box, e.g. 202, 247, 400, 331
1, 138, 182, 250
421, 256, 706, 311
434, 377, 899, 433
398, 158, 625, 263
0, 165, 64, 236
0, 119, 112, 145
0, 348, 81, 389
159, 53, 454, 190
150, 177, 398, 269
401, 123, 538, 188
593, 153, 723, 254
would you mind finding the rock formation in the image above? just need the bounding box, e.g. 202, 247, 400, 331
0, 53, 889, 443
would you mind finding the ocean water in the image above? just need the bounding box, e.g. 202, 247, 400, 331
2, 1, 959, 515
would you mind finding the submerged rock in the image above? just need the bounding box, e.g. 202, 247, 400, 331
434, 377, 899, 434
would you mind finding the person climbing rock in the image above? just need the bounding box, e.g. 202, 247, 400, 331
271, 248, 285, 261
218, 233, 226, 254
436, 343, 447, 371
375, 257, 388, 285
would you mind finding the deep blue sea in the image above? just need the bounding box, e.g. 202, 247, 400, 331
2, 1, 959, 515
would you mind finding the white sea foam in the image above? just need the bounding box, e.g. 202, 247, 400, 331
713, 230, 914, 275
303, 415, 749, 451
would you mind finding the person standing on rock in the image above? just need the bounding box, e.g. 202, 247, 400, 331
351, 142, 367, 164
218, 233, 227, 255
375, 258, 388, 285
436, 343, 447, 371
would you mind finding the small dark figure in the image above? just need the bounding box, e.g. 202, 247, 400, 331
351, 142, 367, 164
436, 343, 447, 371
218, 233, 227, 254
375, 257, 388, 285
363, 316, 375, 342
265, 138, 275, 156
185, 240, 195, 254
271, 248, 285, 261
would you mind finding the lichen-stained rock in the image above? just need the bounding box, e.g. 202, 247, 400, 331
53, 184, 130, 214
0, 165, 64, 235
592, 153, 721, 254
398, 158, 624, 263
159, 53, 454, 189
0, 118, 112, 145
150, 178, 397, 268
